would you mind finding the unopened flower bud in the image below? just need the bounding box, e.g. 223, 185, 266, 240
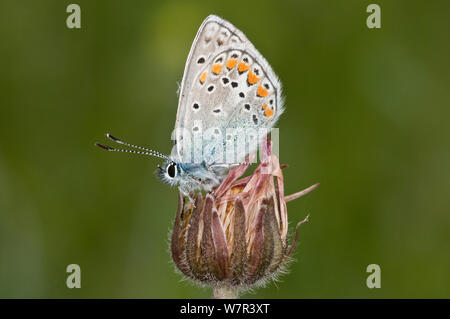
170, 144, 318, 298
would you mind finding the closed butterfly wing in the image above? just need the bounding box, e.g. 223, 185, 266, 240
173, 15, 283, 167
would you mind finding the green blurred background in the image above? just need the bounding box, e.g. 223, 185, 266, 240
0, 0, 449, 298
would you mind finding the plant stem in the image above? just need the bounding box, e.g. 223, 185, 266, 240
212, 285, 239, 299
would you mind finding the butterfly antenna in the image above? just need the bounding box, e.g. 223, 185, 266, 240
95, 142, 170, 160
95, 133, 170, 160
105, 133, 169, 159
106, 133, 152, 152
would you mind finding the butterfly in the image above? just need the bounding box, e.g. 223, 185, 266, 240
96, 15, 284, 203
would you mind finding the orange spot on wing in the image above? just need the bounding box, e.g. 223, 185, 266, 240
212, 64, 222, 75
199, 71, 207, 84
238, 62, 250, 73
257, 84, 269, 97
264, 109, 274, 117
247, 70, 260, 85
226, 59, 238, 70
262, 103, 268, 110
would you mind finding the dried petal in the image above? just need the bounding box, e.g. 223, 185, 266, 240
185, 194, 208, 280
201, 195, 223, 281
285, 183, 320, 202
215, 153, 256, 197
211, 209, 230, 280
266, 198, 285, 273
284, 215, 310, 260
229, 198, 247, 285
245, 206, 265, 283
170, 192, 192, 277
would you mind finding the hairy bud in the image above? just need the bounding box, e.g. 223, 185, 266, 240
170, 141, 318, 297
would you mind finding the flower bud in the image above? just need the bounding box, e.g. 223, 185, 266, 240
170, 145, 318, 297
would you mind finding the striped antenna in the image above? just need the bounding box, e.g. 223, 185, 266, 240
95, 133, 169, 160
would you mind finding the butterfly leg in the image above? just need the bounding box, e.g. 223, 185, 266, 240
187, 194, 195, 206
179, 186, 196, 206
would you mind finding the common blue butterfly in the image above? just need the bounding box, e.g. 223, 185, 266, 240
96, 15, 283, 203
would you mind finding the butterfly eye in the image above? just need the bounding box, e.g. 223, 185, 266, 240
167, 162, 177, 178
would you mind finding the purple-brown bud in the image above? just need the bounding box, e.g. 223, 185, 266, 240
170, 143, 318, 296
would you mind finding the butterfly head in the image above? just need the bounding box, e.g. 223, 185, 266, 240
157, 159, 181, 187
96, 133, 182, 186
